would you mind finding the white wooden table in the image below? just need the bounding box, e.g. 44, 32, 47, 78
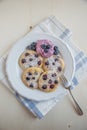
0, 0, 87, 130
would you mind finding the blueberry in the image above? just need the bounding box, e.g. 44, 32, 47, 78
38, 60, 41, 65
42, 85, 47, 89
21, 59, 26, 63
52, 73, 57, 77
58, 67, 62, 72
26, 42, 37, 51
46, 45, 50, 49
29, 84, 34, 88
28, 72, 32, 75
48, 79, 52, 84
54, 80, 58, 84
32, 42, 36, 46
26, 45, 31, 50
31, 46, 36, 51
44, 49, 48, 53
54, 46, 58, 51
52, 62, 55, 65
45, 61, 49, 65
32, 77, 35, 80
55, 58, 58, 61
50, 84, 54, 89
41, 44, 46, 49
54, 50, 59, 55
29, 58, 33, 61
41, 44, 50, 53
25, 53, 29, 56
43, 74, 47, 80
35, 54, 38, 58
54, 46, 59, 55
26, 77, 30, 80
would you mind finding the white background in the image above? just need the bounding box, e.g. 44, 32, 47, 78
0, 0, 87, 130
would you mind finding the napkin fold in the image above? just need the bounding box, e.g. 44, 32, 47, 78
0, 16, 87, 119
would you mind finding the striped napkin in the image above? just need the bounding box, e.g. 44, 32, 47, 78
0, 16, 87, 119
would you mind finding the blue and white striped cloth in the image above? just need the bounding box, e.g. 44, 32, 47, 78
0, 16, 87, 119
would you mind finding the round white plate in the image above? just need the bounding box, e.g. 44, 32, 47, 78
6, 33, 75, 101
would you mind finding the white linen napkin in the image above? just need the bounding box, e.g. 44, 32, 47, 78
0, 16, 87, 119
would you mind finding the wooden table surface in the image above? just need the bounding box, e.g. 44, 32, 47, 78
0, 0, 87, 130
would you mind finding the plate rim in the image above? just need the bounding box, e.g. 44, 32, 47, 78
6, 33, 75, 101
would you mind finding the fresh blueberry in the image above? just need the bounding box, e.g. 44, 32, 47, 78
32, 77, 35, 80
26, 45, 31, 50
45, 61, 49, 65
21, 59, 26, 63
42, 85, 47, 89
28, 72, 32, 75
46, 44, 50, 49
48, 79, 52, 84
50, 84, 54, 89
38, 60, 41, 65
58, 67, 62, 72
29, 58, 33, 61
52, 73, 57, 77
31, 46, 36, 51
54, 80, 58, 84
54, 46, 59, 55
41, 44, 46, 49
43, 74, 47, 80
26, 42, 37, 51
35, 54, 38, 58
53, 50, 59, 55
44, 49, 48, 53
54, 46, 58, 51
32, 42, 36, 46
29, 84, 34, 88
55, 58, 59, 61
52, 62, 55, 65
26, 77, 30, 80
25, 53, 29, 56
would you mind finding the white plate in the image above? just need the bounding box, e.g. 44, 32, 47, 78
6, 33, 75, 101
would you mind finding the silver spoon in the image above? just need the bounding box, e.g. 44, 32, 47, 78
60, 75, 83, 115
